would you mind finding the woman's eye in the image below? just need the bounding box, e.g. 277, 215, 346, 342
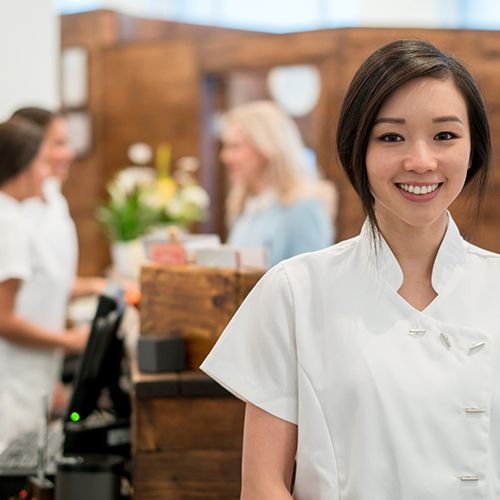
379, 134, 403, 142
434, 131, 456, 141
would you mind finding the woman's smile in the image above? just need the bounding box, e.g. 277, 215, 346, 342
395, 181, 443, 201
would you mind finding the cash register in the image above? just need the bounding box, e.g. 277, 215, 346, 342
0, 289, 131, 498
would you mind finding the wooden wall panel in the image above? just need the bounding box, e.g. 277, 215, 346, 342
101, 40, 200, 182
200, 30, 337, 71
61, 11, 119, 276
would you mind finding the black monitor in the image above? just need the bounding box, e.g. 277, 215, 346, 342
65, 292, 130, 425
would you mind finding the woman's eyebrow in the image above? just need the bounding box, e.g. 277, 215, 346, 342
373, 117, 405, 125
373, 115, 464, 125
432, 115, 463, 124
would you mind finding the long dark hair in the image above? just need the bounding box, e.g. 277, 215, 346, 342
11, 106, 59, 134
0, 120, 44, 187
337, 39, 491, 234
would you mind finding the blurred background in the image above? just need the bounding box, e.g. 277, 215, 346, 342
2, 0, 500, 277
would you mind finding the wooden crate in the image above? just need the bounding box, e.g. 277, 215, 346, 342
140, 264, 263, 369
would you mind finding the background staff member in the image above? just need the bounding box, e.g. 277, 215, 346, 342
13, 107, 106, 415
0, 120, 88, 449
202, 40, 498, 499
12, 107, 106, 298
220, 100, 336, 267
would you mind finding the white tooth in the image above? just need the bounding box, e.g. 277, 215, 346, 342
421, 186, 428, 194
408, 185, 415, 193
402, 184, 408, 192
414, 186, 421, 194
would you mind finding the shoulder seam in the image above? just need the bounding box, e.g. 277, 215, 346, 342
277, 264, 296, 312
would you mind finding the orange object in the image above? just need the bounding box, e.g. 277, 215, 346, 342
125, 287, 141, 306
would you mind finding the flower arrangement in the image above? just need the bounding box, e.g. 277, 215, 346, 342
97, 143, 210, 242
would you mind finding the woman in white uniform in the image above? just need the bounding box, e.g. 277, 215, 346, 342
221, 101, 336, 268
12, 107, 106, 298
201, 40, 499, 499
0, 120, 88, 448
13, 107, 105, 415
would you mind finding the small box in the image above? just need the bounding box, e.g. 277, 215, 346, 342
137, 336, 186, 373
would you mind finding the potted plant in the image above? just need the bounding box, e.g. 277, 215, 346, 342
97, 144, 209, 280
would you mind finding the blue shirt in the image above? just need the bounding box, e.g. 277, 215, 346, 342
227, 193, 334, 267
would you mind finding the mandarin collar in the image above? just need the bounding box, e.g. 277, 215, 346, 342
359, 213, 466, 293
42, 176, 62, 199
0, 190, 22, 211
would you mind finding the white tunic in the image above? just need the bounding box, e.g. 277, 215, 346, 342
0, 192, 67, 447
201, 215, 500, 499
23, 176, 78, 305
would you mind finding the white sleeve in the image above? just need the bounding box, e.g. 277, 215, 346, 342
0, 217, 32, 282
200, 264, 298, 424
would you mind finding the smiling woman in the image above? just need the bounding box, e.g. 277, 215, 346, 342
366, 77, 471, 232
201, 39, 500, 500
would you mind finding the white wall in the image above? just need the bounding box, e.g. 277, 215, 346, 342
0, 0, 59, 121
359, 0, 459, 27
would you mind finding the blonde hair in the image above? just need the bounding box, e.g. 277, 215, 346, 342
222, 100, 319, 224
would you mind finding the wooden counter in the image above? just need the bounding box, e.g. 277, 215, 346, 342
140, 264, 263, 369
131, 358, 245, 499
132, 264, 264, 498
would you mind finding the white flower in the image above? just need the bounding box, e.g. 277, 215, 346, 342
179, 185, 210, 208
166, 197, 183, 218
139, 189, 163, 210
110, 167, 156, 201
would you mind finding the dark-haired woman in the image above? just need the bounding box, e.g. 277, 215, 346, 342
0, 121, 88, 449
201, 39, 499, 499
12, 107, 106, 298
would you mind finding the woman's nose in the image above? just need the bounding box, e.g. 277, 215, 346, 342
403, 140, 438, 172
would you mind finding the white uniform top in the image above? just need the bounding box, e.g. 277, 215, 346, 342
23, 176, 78, 300
201, 214, 500, 500
0, 191, 67, 447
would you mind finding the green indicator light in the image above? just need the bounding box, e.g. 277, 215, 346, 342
70, 412, 81, 422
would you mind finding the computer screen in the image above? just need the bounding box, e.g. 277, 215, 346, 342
65, 292, 129, 424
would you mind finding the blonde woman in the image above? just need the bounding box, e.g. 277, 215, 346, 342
220, 100, 335, 267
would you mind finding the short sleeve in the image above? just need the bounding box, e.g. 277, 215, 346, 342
0, 216, 32, 282
200, 264, 298, 424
